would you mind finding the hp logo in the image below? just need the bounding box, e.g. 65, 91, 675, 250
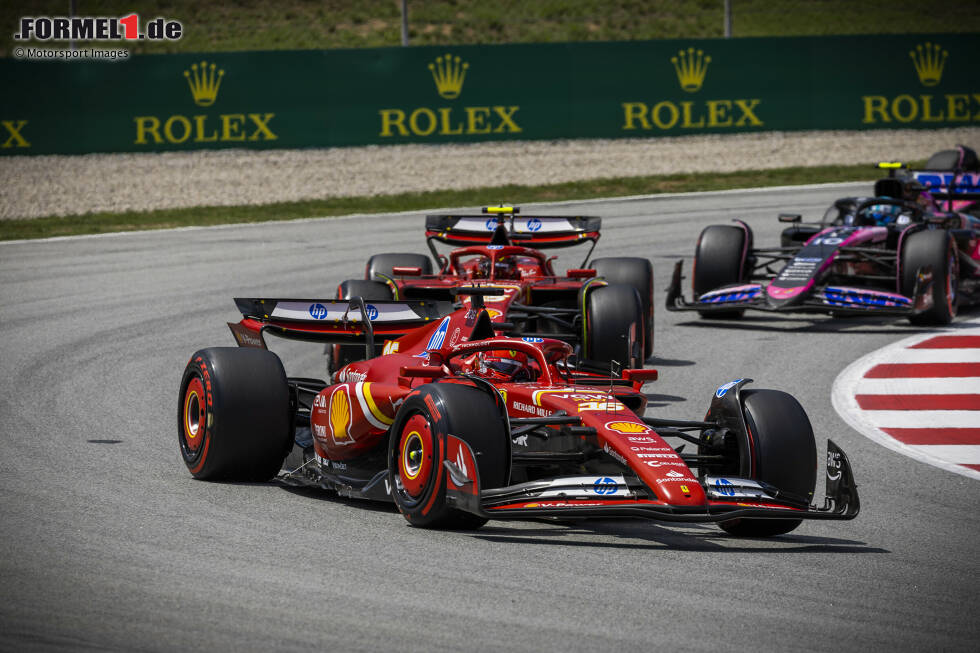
308, 303, 328, 320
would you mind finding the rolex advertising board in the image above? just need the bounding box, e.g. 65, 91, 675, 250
1, 33, 977, 155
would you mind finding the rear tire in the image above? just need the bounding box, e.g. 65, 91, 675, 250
584, 284, 643, 370
331, 279, 394, 374
366, 252, 433, 281
693, 225, 747, 319
591, 257, 655, 359
178, 347, 291, 481
901, 229, 958, 325
719, 389, 816, 537
388, 383, 509, 529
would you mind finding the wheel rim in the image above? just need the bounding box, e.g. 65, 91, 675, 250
398, 413, 434, 500
181, 376, 206, 456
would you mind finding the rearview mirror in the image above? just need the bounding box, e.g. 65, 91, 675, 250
778, 213, 802, 223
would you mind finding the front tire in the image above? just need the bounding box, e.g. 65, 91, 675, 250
720, 389, 816, 537
584, 284, 643, 370
591, 257, 655, 359
693, 225, 747, 319
178, 347, 292, 481
388, 383, 509, 529
901, 229, 958, 325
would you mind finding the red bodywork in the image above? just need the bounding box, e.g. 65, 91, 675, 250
234, 304, 710, 509
363, 243, 601, 336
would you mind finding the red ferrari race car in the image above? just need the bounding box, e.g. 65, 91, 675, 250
329, 206, 654, 374
666, 147, 980, 325
178, 290, 859, 536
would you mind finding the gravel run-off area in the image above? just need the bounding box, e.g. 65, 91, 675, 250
1, 127, 979, 220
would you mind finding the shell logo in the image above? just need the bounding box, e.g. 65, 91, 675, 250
329, 386, 354, 444
604, 421, 651, 435
485, 308, 503, 319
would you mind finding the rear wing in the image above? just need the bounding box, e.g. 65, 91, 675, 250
877, 154, 980, 207
425, 214, 601, 249
228, 297, 453, 351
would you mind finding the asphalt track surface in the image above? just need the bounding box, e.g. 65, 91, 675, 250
1, 184, 978, 652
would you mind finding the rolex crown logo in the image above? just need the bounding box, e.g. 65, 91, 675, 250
671, 47, 711, 93
909, 42, 947, 87
428, 53, 469, 99
184, 60, 225, 107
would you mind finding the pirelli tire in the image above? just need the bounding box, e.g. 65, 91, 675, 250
591, 257, 655, 359
388, 382, 509, 529
584, 283, 643, 370
178, 347, 292, 481
331, 279, 394, 374
901, 229, 958, 326
720, 389, 817, 537
693, 225, 747, 319
366, 252, 433, 281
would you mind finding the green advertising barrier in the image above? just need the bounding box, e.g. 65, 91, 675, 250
1, 33, 978, 155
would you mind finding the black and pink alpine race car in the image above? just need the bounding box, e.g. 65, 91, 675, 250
667, 147, 980, 325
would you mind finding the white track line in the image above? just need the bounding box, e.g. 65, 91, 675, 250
848, 410, 980, 429
868, 349, 980, 363
853, 377, 980, 394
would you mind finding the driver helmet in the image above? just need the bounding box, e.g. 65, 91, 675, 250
478, 349, 531, 382
860, 203, 902, 226
493, 256, 519, 280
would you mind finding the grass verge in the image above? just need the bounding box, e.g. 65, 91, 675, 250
0, 162, 890, 241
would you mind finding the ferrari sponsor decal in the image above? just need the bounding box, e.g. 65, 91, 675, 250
603, 443, 627, 465
654, 469, 697, 484
605, 421, 652, 435
273, 301, 422, 323
338, 368, 367, 383
577, 400, 626, 412
532, 389, 608, 405
328, 385, 354, 445
592, 477, 620, 495
521, 501, 609, 508
627, 436, 661, 444
448, 327, 461, 347
485, 308, 503, 319
382, 340, 399, 355
425, 316, 451, 351
642, 460, 688, 468
513, 400, 552, 417
713, 477, 736, 496
637, 452, 680, 458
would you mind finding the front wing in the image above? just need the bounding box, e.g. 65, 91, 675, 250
665, 260, 935, 317
442, 435, 859, 523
